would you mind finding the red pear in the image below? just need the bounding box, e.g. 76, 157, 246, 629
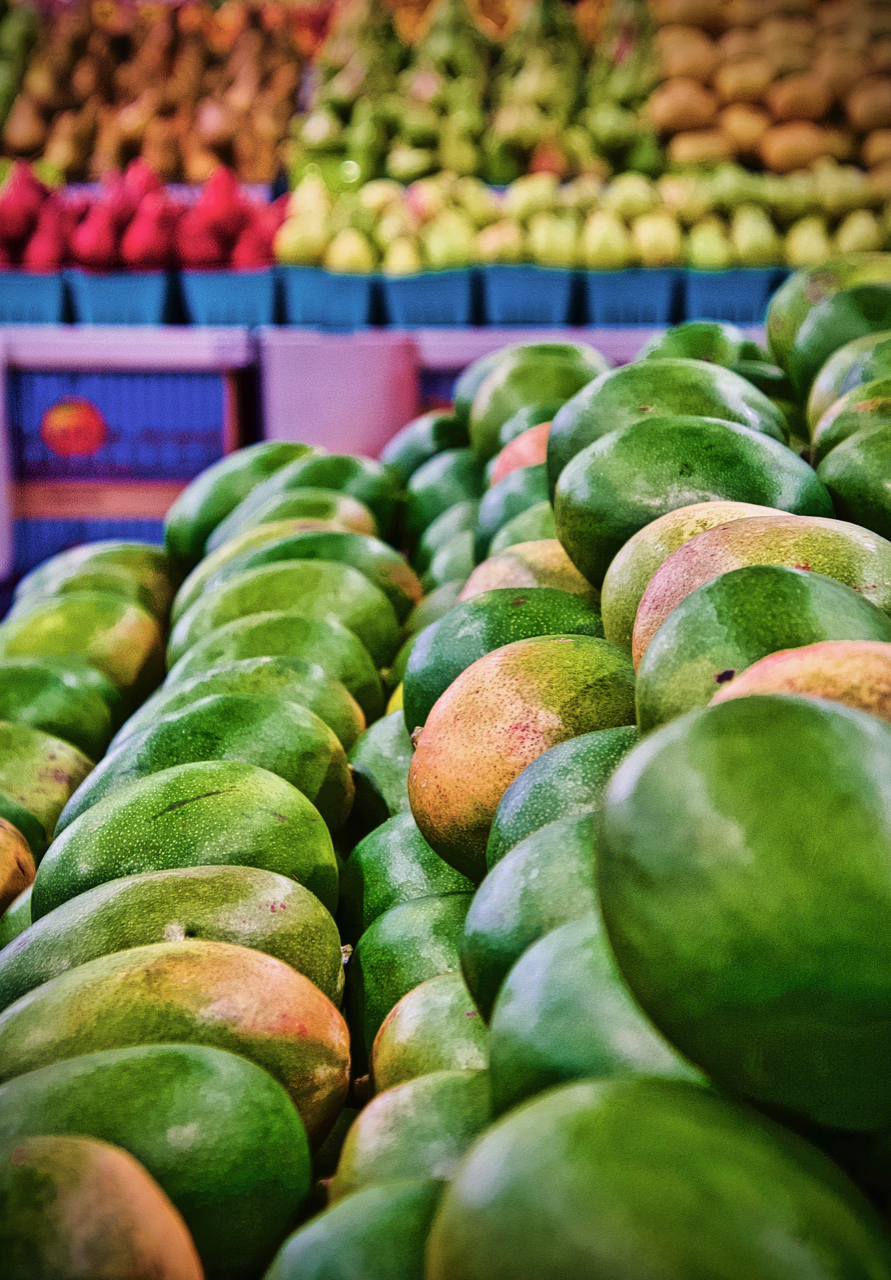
121, 190, 178, 269
176, 205, 227, 268
22, 195, 71, 271
0, 161, 49, 247
193, 164, 249, 246
72, 201, 119, 270
123, 156, 163, 203
230, 211, 274, 267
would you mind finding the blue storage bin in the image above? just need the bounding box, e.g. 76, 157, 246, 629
66, 269, 173, 325
584, 268, 682, 325
684, 268, 780, 323
278, 266, 376, 329
0, 271, 66, 323
181, 268, 275, 326
482, 265, 576, 325
381, 269, 474, 326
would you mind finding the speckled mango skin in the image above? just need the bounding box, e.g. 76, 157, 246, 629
633, 514, 891, 668
710, 639, 891, 722
0, 1134, 203, 1280
371, 971, 489, 1095
0, 939, 350, 1148
811, 377, 891, 463
13, 541, 176, 621
0, 820, 34, 917
408, 634, 636, 882
600, 500, 777, 651
807, 330, 891, 430
458, 541, 599, 605
0, 721, 93, 845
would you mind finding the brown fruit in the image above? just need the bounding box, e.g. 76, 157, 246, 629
813, 48, 871, 97
648, 78, 720, 132
655, 26, 719, 82
760, 121, 829, 172
846, 77, 891, 132
3, 96, 48, 157
716, 28, 762, 61
714, 56, 776, 104
718, 103, 770, 153
766, 74, 833, 123
668, 129, 737, 166
710, 640, 891, 724
864, 129, 891, 168
0, 819, 34, 917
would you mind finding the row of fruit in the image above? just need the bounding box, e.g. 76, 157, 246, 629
4, 254, 891, 1275
1, 0, 314, 185
277, 161, 891, 274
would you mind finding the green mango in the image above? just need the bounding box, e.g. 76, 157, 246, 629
0, 864, 344, 1012
0, 1043, 311, 1280
329, 1070, 490, 1200
555, 415, 834, 589
0, 885, 30, 950
345, 711, 414, 843
264, 1180, 443, 1280
812, 376, 891, 463
0, 660, 113, 759
0, 722, 93, 850
489, 915, 702, 1116
422, 532, 476, 593
167, 560, 401, 669
460, 814, 599, 1022
164, 611, 384, 722
404, 582, 466, 635
55, 694, 354, 835
637, 321, 750, 367
486, 726, 638, 869
380, 411, 469, 485
414, 501, 480, 574
808, 330, 891, 431
338, 813, 473, 946
488, 501, 555, 555
474, 465, 550, 561
547, 358, 789, 496
403, 449, 486, 547
164, 442, 316, 566
427, 1077, 891, 1279
14, 541, 176, 622
635, 564, 891, 733
818, 421, 891, 538
786, 281, 891, 400
34, 759, 338, 919
371, 971, 488, 1094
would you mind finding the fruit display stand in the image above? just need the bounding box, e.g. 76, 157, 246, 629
1, 323, 256, 577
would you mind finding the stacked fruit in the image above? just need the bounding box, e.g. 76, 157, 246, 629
2, 0, 308, 184
644, 0, 891, 175
0, 159, 284, 269
0, 1, 37, 132
8, 255, 891, 1275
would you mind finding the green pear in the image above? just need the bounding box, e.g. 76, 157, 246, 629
601, 173, 656, 221
323, 228, 376, 273
527, 212, 579, 269
785, 216, 834, 268
730, 205, 783, 267
582, 210, 635, 270
383, 237, 423, 275
477, 220, 524, 264
632, 212, 682, 267
686, 217, 734, 271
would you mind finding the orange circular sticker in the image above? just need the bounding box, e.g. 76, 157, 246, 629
40, 399, 109, 458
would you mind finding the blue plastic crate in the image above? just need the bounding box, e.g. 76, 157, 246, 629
584, 268, 682, 325
7, 368, 227, 481
684, 268, 780, 323
482, 265, 576, 325
0, 271, 66, 323
381, 269, 474, 326
278, 266, 376, 329
13, 517, 165, 577
181, 268, 276, 327
66, 269, 174, 325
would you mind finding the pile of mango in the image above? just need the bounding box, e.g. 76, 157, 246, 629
7, 252, 891, 1276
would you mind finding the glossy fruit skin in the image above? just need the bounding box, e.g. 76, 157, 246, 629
263, 1179, 443, 1280
807, 330, 891, 431
208, 492, 376, 555
454, 347, 511, 425
329, 1070, 491, 1201
409, 635, 635, 881
163, 441, 311, 566
414, 501, 480, 575
786, 283, 891, 400
371, 972, 488, 1094
34, 760, 338, 919
0, 886, 30, 950
14, 541, 176, 623
164, 611, 384, 723
488, 915, 701, 1116
56, 693, 355, 834
422, 531, 475, 593
405, 582, 465, 634
5, 565, 160, 622
0, 939, 350, 1147
460, 814, 599, 1022
458, 540, 598, 605
346, 893, 473, 1062
555, 415, 834, 590
115, 656, 365, 754
470, 343, 610, 463
199, 530, 422, 624
0, 661, 113, 759
637, 320, 749, 367
345, 711, 415, 844
710, 640, 891, 723
818, 422, 891, 540
0, 1043, 312, 1280
600, 696, 891, 1131
380, 409, 468, 484
403, 588, 605, 736
599, 500, 782, 651
632, 514, 891, 668
167, 560, 400, 670
0, 864, 344, 1012
486, 726, 638, 869
0, 1133, 204, 1280
402, 449, 486, 548
489, 501, 556, 555
338, 814, 473, 946
635, 565, 891, 733
0, 721, 93, 848
474, 465, 550, 561
426, 1077, 891, 1280
812, 376, 891, 463
547, 358, 788, 496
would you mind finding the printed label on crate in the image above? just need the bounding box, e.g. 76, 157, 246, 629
8, 369, 227, 482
